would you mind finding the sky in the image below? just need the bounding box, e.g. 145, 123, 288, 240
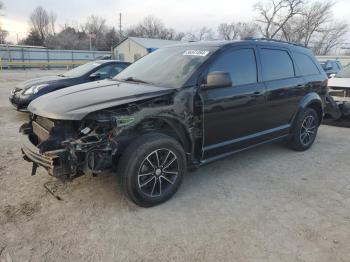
1, 0, 350, 43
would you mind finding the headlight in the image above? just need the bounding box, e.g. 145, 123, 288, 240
23, 84, 49, 95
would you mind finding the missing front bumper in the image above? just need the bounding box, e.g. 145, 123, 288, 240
21, 135, 71, 177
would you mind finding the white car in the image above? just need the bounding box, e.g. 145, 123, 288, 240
326, 66, 350, 119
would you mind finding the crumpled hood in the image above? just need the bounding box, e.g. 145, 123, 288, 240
28, 79, 176, 120
16, 75, 68, 90
328, 77, 350, 89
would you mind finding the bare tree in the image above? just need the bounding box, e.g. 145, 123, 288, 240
48, 11, 57, 35
0, 28, 8, 44
46, 25, 89, 50
103, 27, 121, 50
183, 27, 214, 41
237, 22, 260, 39
126, 16, 178, 40
312, 22, 348, 55
280, 0, 334, 46
273, 0, 348, 54
217, 22, 259, 40
217, 23, 239, 40
255, 0, 304, 39
0, 1, 8, 44
29, 6, 53, 45
84, 15, 107, 50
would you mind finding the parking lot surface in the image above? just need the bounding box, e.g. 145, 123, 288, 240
0, 70, 349, 262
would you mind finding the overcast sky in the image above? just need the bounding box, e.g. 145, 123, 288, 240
2, 0, 350, 43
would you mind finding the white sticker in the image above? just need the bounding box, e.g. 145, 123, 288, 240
183, 50, 210, 56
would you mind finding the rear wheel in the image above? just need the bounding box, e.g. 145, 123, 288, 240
117, 133, 186, 207
288, 108, 319, 151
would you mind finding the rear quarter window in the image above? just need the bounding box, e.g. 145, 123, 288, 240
260, 49, 294, 81
294, 52, 320, 76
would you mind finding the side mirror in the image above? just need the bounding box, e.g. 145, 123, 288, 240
89, 72, 101, 80
202, 71, 232, 89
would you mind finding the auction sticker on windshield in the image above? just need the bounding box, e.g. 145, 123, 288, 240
183, 50, 210, 56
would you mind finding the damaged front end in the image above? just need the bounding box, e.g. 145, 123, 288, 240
20, 112, 123, 179
20, 89, 200, 179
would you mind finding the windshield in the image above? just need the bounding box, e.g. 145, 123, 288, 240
335, 66, 350, 78
63, 61, 102, 77
115, 46, 217, 88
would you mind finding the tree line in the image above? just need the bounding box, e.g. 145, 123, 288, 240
0, 0, 349, 55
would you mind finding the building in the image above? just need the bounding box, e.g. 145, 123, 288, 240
112, 37, 180, 63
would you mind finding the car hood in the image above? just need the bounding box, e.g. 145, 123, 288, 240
328, 77, 350, 89
28, 79, 176, 120
16, 75, 69, 90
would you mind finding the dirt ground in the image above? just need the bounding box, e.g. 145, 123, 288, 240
0, 70, 349, 262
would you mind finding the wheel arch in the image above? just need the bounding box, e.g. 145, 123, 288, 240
292, 92, 323, 129
130, 116, 193, 155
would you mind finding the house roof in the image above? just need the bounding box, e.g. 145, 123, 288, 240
113, 37, 180, 49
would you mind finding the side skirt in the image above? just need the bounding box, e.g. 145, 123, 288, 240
200, 134, 288, 165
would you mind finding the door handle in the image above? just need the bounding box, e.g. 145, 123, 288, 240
252, 91, 262, 97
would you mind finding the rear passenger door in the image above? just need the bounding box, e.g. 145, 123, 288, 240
293, 51, 325, 101
258, 47, 306, 129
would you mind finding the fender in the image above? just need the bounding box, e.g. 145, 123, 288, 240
290, 92, 323, 131
144, 115, 193, 154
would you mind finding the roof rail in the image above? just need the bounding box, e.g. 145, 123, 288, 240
244, 37, 305, 47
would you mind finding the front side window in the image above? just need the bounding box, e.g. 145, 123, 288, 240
260, 49, 294, 81
93, 63, 127, 79
63, 61, 102, 78
208, 48, 257, 86
116, 46, 218, 88
294, 52, 320, 76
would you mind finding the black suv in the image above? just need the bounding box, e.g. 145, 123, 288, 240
20, 39, 328, 207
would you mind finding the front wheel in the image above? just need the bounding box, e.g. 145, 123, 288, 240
117, 133, 186, 207
288, 108, 319, 151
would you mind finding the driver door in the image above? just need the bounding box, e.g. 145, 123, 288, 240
200, 46, 268, 159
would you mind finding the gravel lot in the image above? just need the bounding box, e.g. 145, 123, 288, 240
0, 70, 349, 262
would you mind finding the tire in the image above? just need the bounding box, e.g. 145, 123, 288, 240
117, 133, 186, 207
288, 107, 319, 151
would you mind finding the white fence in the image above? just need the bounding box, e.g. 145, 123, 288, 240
0, 44, 111, 69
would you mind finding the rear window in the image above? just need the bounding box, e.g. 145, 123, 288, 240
294, 52, 320, 76
260, 49, 294, 81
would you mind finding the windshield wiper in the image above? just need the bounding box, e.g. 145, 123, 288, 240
120, 77, 153, 85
